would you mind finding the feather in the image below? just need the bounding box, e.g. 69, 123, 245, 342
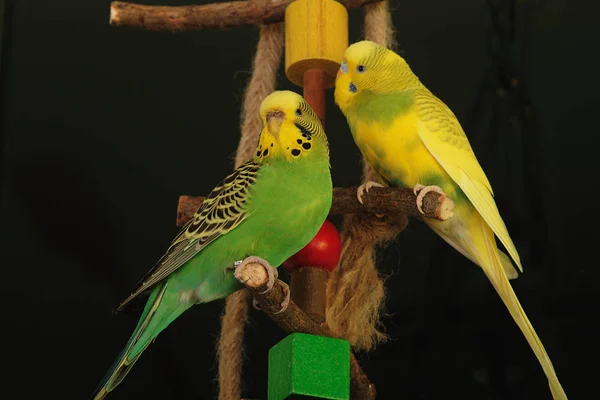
414, 88, 522, 272
91, 284, 168, 400
335, 40, 565, 399
116, 160, 259, 311
477, 216, 566, 399
427, 221, 518, 280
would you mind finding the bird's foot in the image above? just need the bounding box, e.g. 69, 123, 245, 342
356, 181, 385, 204
233, 256, 277, 294
413, 184, 447, 214
272, 282, 290, 315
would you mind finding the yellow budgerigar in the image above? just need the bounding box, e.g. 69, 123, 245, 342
334, 40, 566, 399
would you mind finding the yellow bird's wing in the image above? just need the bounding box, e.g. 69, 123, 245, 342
427, 222, 519, 280
414, 88, 523, 272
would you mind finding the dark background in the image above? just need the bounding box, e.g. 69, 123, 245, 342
1, 0, 598, 399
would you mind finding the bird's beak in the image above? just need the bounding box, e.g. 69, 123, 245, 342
340, 60, 348, 74
337, 60, 348, 80
266, 110, 285, 137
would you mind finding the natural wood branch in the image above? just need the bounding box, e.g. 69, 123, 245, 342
289, 268, 328, 324
235, 260, 376, 400
109, 0, 383, 31
176, 186, 454, 226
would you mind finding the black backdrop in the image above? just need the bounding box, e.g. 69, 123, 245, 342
1, 0, 598, 399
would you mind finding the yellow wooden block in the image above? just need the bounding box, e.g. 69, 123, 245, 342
284, 0, 348, 88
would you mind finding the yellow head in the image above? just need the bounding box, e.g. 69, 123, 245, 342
334, 40, 420, 112
256, 90, 329, 162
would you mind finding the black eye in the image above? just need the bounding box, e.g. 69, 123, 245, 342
357, 65, 366, 73
295, 109, 302, 116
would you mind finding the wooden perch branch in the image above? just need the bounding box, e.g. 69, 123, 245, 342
109, 0, 383, 31
235, 259, 376, 400
177, 186, 454, 227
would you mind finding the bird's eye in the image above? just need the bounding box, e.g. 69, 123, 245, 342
357, 65, 366, 73
295, 109, 302, 116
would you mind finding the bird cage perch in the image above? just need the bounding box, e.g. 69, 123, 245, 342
109, 1, 455, 398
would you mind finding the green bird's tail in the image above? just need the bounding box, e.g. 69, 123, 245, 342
91, 282, 173, 400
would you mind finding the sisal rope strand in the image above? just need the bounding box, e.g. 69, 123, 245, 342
217, 23, 284, 400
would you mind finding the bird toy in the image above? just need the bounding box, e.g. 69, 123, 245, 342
96, 1, 568, 399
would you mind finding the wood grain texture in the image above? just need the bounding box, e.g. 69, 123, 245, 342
109, 0, 377, 33
177, 186, 455, 227
290, 63, 331, 326
289, 267, 329, 324
284, 0, 348, 87
235, 259, 376, 400
303, 69, 327, 123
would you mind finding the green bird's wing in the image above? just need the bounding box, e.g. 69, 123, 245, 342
116, 160, 260, 312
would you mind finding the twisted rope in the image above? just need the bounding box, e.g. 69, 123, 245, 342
216, 22, 284, 400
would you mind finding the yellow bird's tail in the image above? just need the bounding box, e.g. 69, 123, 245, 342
474, 215, 567, 399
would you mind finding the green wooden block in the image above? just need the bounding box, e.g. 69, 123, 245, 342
268, 333, 350, 400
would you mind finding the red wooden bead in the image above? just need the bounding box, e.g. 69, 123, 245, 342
283, 220, 342, 272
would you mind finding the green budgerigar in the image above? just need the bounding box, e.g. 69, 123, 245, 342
335, 41, 566, 399
91, 90, 332, 399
